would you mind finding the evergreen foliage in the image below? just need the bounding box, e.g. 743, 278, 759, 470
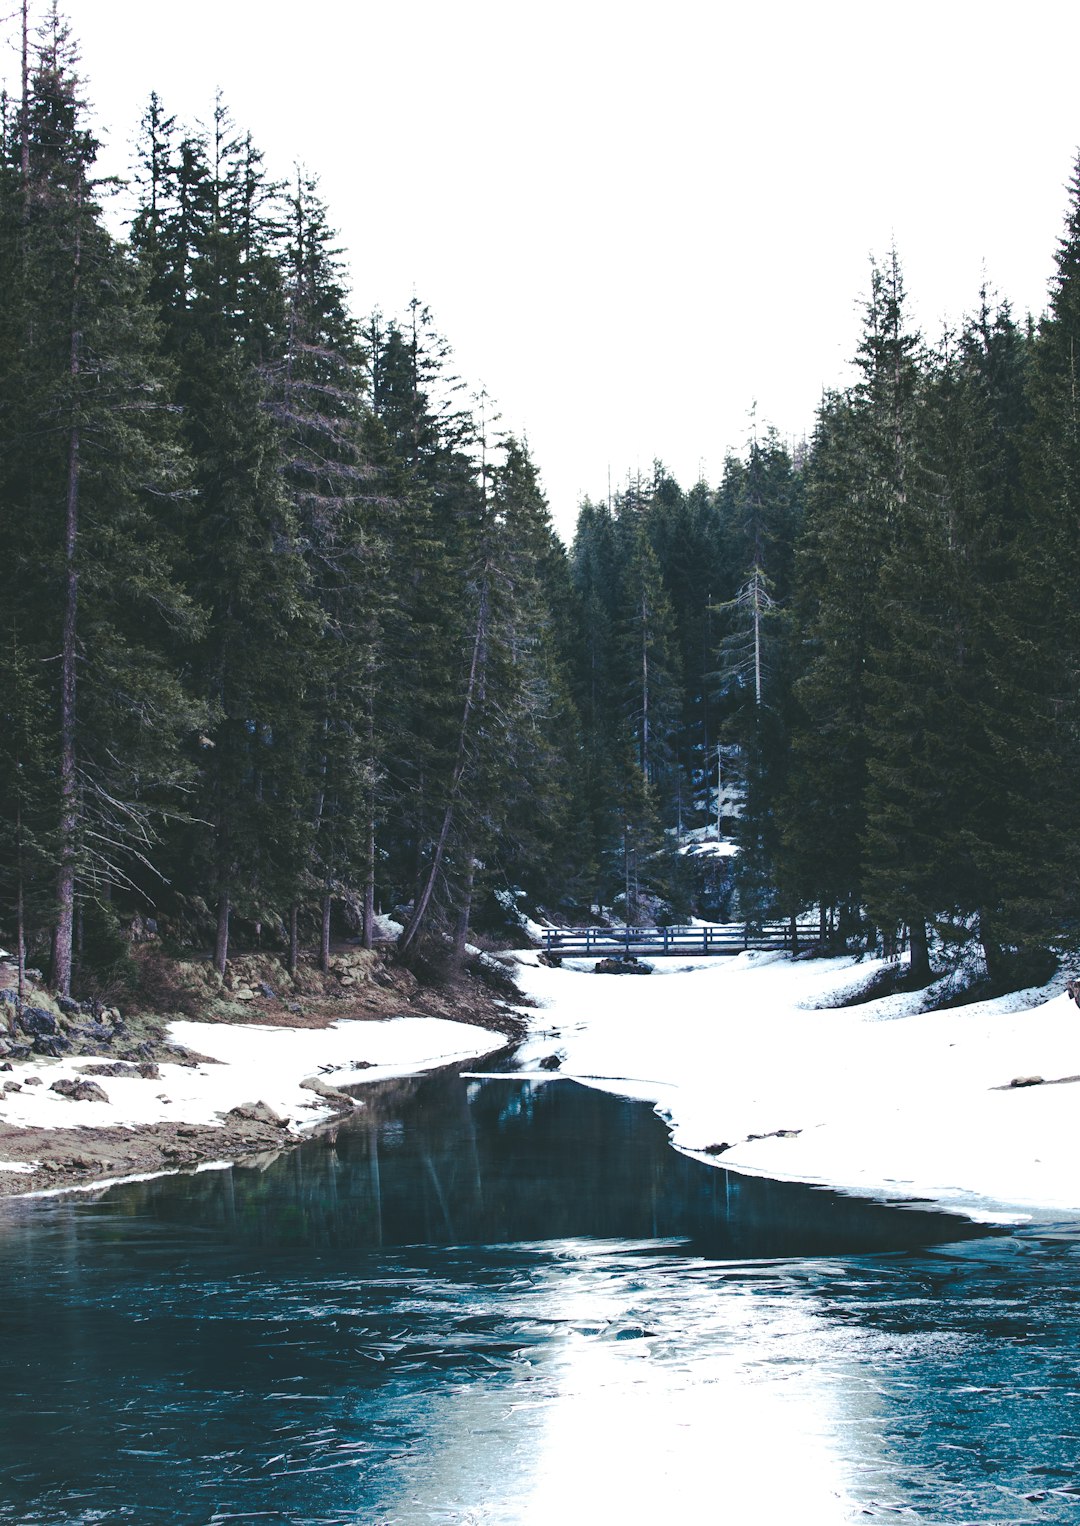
3, 8, 1080, 996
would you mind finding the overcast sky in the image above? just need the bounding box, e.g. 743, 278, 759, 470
17, 0, 1080, 537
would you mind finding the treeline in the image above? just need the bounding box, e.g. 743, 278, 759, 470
0, 14, 589, 996
4, 10, 1080, 1002
573, 223, 1080, 988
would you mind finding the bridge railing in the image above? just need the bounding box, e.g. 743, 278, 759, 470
539, 921, 817, 958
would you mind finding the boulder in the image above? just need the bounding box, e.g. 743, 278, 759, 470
594, 956, 652, 975
224, 1100, 288, 1127
18, 1007, 58, 1037
50, 1077, 108, 1102
300, 1076, 357, 1111
72, 1022, 115, 1045
34, 1035, 71, 1057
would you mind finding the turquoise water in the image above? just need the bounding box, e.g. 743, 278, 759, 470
2, 1071, 1079, 1524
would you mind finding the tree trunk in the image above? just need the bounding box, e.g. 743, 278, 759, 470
399, 573, 489, 957
908, 917, 931, 985
52, 315, 82, 999
979, 908, 1006, 990
452, 857, 476, 969
214, 892, 230, 976
819, 903, 827, 946
287, 902, 299, 979
14, 812, 25, 1023
788, 912, 798, 955
362, 815, 375, 952
19, 0, 29, 188
320, 892, 332, 974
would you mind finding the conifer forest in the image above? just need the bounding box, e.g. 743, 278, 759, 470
5, 9, 1080, 1004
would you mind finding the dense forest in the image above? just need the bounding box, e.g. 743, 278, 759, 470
3, 8, 1080, 1005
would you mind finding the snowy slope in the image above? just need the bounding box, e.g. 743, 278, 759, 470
510, 950, 1080, 1222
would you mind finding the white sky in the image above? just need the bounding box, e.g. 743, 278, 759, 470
15, 0, 1080, 537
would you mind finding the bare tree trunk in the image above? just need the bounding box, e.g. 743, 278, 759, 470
641, 591, 650, 782
52, 224, 83, 1000
19, 0, 30, 187
287, 902, 299, 979
399, 575, 489, 957
320, 892, 331, 974
908, 918, 931, 985
452, 857, 476, 969
362, 814, 375, 952
214, 892, 230, 976
14, 808, 25, 1024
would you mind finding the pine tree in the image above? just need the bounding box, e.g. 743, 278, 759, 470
1, 14, 201, 996
784, 252, 923, 950
131, 97, 315, 972
863, 299, 1036, 982
268, 171, 382, 968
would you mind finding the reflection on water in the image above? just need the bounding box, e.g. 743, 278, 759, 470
95, 1070, 992, 1256
1, 1073, 1079, 1524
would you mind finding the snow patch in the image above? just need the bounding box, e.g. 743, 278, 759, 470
510, 951, 1080, 1220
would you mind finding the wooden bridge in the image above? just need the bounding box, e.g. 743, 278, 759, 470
540, 921, 816, 959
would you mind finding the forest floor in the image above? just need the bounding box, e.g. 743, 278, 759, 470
0, 941, 524, 1200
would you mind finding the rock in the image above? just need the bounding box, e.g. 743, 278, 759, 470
3, 1080, 21, 1092
72, 1022, 115, 1045
339, 975, 356, 987
24, 1074, 41, 1086
537, 950, 562, 967
538, 1053, 562, 1071
258, 982, 276, 1000
285, 1002, 302, 1014
233, 987, 255, 1002
33, 1035, 70, 1057
349, 1059, 375, 1070
81, 1062, 139, 1077
594, 956, 652, 975
58, 997, 81, 1016
225, 1100, 288, 1127
300, 1076, 357, 1111
1010, 1075, 1045, 1088
0, 1061, 11, 1071
50, 1078, 109, 1102
17, 1007, 58, 1037
702, 1142, 732, 1155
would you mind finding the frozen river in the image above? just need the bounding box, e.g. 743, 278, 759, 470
2, 1067, 1079, 1524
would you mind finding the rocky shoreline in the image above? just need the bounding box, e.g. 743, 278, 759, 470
0, 943, 525, 1201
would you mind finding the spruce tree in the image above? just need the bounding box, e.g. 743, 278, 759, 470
1, 16, 200, 995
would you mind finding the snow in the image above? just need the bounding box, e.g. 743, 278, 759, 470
0, 1015, 503, 1135
510, 949, 1080, 1223
678, 837, 739, 859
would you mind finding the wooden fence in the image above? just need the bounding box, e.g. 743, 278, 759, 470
540, 921, 818, 959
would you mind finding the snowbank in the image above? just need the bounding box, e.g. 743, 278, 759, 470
0, 1014, 502, 1145
510, 949, 1080, 1222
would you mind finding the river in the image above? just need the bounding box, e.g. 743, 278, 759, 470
2, 1066, 1079, 1524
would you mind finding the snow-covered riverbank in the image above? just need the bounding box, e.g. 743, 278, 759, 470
510, 949, 1080, 1223
0, 1013, 508, 1195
